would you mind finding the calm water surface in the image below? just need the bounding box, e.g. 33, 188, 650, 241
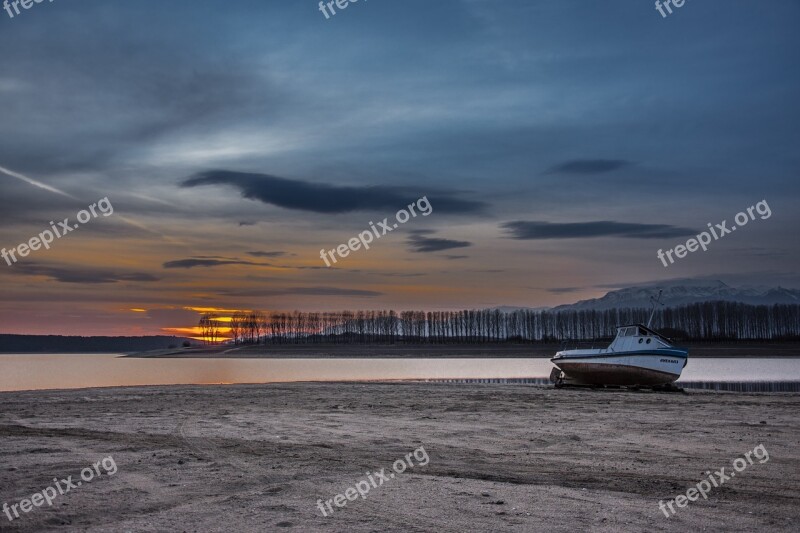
1, 354, 799, 392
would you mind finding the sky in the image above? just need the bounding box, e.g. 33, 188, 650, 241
0, 0, 798, 337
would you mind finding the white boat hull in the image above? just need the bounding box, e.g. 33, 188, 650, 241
551, 351, 687, 386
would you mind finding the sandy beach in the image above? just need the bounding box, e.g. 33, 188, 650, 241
0, 383, 797, 532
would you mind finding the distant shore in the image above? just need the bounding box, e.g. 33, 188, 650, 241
126, 341, 800, 358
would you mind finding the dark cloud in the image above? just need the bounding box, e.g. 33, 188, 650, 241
283, 265, 331, 271
502, 220, 695, 240
163, 258, 260, 269
14, 263, 159, 284
221, 286, 382, 298
548, 287, 583, 294
162, 256, 346, 271
141, 308, 204, 327
247, 251, 291, 258
546, 159, 631, 175
181, 170, 486, 214
406, 230, 472, 253
444, 255, 469, 260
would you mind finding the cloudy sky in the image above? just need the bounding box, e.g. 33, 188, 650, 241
1, 0, 798, 336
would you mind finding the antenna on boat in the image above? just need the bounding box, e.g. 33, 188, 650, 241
647, 289, 664, 328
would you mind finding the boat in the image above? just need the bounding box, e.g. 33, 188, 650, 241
549, 291, 688, 387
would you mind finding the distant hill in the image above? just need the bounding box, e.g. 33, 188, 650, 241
0, 335, 191, 353
553, 280, 800, 312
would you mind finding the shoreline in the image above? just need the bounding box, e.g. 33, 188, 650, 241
122, 341, 800, 359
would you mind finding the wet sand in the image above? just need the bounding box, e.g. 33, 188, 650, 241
0, 383, 798, 532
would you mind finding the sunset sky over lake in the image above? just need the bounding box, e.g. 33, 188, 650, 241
1, 0, 798, 336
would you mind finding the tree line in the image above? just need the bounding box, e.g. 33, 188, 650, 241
199, 301, 800, 344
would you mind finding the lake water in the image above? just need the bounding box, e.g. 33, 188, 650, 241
1, 354, 799, 392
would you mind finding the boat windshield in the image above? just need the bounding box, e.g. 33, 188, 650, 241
616, 325, 669, 341
615, 324, 674, 345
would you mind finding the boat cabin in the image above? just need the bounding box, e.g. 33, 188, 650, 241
608, 324, 671, 352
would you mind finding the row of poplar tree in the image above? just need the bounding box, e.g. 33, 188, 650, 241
199, 301, 800, 344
